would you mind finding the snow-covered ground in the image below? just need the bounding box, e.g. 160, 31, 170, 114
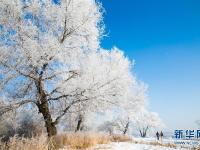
134, 137, 199, 149
93, 142, 185, 150
59, 137, 199, 150
92, 137, 200, 150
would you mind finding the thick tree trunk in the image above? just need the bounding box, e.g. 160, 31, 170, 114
38, 102, 57, 137
36, 79, 57, 137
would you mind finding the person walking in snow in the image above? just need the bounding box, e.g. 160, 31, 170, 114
156, 131, 160, 140
160, 131, 164, 142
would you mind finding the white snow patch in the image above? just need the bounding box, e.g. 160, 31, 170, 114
92, 142, 185, 150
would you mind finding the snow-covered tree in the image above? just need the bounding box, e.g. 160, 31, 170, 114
63, 48, 135, 132
98, 121, 117, 135
0, 0, 142, 138
0, 0, 161, 139
0, 0, 103, 137
102, 82, 148, 135
133, 109, 164, 137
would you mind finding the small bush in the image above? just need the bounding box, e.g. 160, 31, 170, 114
0, 123, 16, 142
0, 113, 44, 142
17, 115, 44, 138
111, 134, 132, 142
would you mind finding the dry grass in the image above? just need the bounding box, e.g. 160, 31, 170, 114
0, 132, 134, 150
0, 132, 112, 150
0, 134, 49, 150
191, 146, 200, 150
53, 132, 110, 149
149, 141, 177, 148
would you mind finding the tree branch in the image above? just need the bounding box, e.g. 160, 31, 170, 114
0, 61, 36, 80
0, 100, 36, 116
53, 98, 90, 125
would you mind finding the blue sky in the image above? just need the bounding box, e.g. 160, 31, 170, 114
101, 0, 200, 130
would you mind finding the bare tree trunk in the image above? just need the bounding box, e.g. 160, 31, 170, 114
123, 122, 129, 135
139, 130, 143, 137
36, 80, 57, 137
139, 126, 149, 138
75, 115, 83, 132
143, 126, 148, 137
